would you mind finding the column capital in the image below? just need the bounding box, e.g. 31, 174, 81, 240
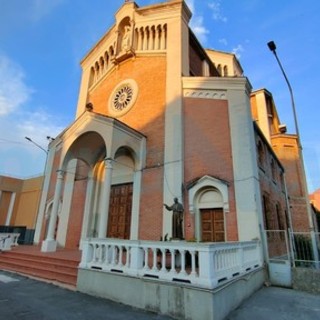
56, 169, 64, 179
104, 158, 114, 169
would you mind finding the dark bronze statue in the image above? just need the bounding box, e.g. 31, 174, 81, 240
164, 197, 184, 240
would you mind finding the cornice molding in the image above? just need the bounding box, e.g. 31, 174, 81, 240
182, 76, 252, 96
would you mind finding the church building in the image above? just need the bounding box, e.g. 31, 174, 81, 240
2, 1, 316, 318
34, 0, 274, 252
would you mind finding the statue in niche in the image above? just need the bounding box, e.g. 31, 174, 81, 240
164, 198, 184, 240
121, 25, 131, 52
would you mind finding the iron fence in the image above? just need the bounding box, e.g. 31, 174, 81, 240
265, 230, 320, 268
290, 231, 320, 268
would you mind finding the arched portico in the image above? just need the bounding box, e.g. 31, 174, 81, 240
40, 112, 146, 252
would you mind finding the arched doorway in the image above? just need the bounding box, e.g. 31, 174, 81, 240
198, 189, 225, 242
188, 175, 229, 242
107, 147, 135, 239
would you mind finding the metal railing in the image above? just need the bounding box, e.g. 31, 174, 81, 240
0, 233, 20, 251
291, 231, 320, 268
264, 230, 320, 268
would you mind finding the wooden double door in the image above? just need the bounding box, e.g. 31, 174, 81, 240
201, 208, 225, 242
107, 183, 133, 239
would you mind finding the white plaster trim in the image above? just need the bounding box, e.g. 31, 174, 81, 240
184, 89, 227, 100
182, 77, 252, 95
80, 172, 95, 248
188, 175, 229, 214
56, 159, 77, 247
188, 176, 229, 242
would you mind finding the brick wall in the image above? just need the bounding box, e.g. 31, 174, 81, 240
90, 55, 167, 241
65, 178, 87, 248
184, 97, 238, 241
272, 135, 310, 231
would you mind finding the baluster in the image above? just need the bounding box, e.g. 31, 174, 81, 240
170, 249, 176, 273
152, 248, 158, 271
125, 246, 130, 268
161, 249, 166, 272
111, 245, 116, 266
119, 246, 123, 267
143, 247, 149, 270
180, 250, 186, 275
191, 250, 197, 276
93, 244, 98, 262
98, 244, 104, 264
88, 243, 94, 264
106, 245, 111, 265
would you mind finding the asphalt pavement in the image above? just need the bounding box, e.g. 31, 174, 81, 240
0, 270, 170, 320
1, 270, 320, 320
227, 285, 320, 319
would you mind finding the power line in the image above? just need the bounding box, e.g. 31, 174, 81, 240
0, 138, 26, 145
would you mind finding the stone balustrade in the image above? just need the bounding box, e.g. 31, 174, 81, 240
79, 239, 263, 289
0, 233, 20, 251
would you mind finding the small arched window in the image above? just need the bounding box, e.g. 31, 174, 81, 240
217, 64, 222, 76
223, 65, 228, 76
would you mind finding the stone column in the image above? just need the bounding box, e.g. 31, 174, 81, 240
98, 158, 113, 238
80, 172, 95, 248
41, 170, 64, 252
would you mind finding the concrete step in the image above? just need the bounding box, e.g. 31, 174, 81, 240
0, 249, 79, 286
2, 250, 79, 266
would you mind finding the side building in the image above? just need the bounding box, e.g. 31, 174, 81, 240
0, 175, 43, 244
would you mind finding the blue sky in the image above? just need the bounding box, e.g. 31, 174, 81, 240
0, 0, 319, 192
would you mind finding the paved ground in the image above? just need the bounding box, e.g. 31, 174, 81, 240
0, 271, 170, 320
227, 285, 320, 320
1, 270, 320, 319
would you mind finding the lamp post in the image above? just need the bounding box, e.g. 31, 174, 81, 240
25, 136, 50, 245
267, 40, 319, 265
25, 137, 48, 154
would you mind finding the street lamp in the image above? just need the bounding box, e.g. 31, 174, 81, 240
267, 41, 301, 148
267, 40, 319, 265
25, 137, 48, 154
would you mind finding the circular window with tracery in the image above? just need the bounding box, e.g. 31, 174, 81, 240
108, 79, 138, 117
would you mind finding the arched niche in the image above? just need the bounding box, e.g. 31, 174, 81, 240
112, 146, 135, 185
188, 175, 229, 242
188, 175, 229, 214
62, 131, 106, 170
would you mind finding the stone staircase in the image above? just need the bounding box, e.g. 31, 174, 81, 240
0, 245, 81, 287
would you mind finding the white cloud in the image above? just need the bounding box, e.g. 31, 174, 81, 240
0, 109, 65, 177
18, 110, 64, 144
0, 55, 65, 177
208, 1, 227, 23
232, 44, 244, 58
219, 38, 228, 46
0, 54, 33, 116
186, 0, 210, 44
185, 0, 195, 13
29, 0, 65, 22
190, 16, 210, 44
